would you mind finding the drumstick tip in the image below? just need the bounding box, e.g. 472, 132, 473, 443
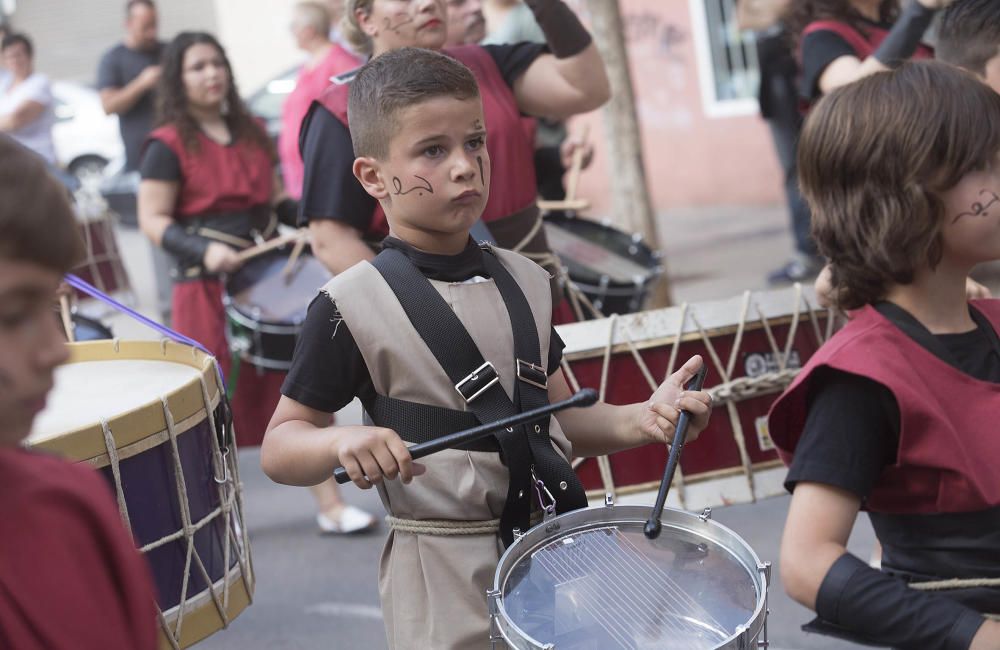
643, 518, 661, 540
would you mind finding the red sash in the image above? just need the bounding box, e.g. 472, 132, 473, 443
769, 301, 1000, 514
802, 20, 934, 61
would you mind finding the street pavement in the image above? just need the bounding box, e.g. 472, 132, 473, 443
92, 204, 1000, 649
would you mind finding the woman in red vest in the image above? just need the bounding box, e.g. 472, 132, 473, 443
297, 0, 608, 294
768, 62, 1000, 649
785, 0, 947, 103
138, 32, 375, 534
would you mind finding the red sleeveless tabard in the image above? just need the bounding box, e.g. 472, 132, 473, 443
145, 125, 273, 219
316, 45, 538, 239
769, 301, 1000, 514
802, 20, 934, 61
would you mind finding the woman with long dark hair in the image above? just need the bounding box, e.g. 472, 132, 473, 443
137, 32, 374, 533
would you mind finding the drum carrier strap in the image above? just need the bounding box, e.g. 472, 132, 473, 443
370, 244, 588, 546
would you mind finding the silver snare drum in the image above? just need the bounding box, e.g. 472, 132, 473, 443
489, 500, 770, 650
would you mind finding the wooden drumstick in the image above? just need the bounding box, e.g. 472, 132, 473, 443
234, 230, 307, 263
565, 123, 590, 203
537, 125, 592, 213
281, 233, 309, 281
334, 389, 598, 485
644, 364, 708, 539
59, 293, 75, 343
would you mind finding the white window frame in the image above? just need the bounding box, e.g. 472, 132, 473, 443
688, 0, 761, 119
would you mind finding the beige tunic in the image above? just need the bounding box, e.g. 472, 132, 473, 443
325, 247, 573, 650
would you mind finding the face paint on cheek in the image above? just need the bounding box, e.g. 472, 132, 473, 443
393, 175, 434, 195
477, 155, 485, 188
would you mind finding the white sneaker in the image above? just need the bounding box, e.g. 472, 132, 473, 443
316, 505, 378, 534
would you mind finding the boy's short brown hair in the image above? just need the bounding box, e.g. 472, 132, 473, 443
348, 47, 480, 160
798, 61, 1000, 310
937, 0, 1000, 77
0, 136, 85, 272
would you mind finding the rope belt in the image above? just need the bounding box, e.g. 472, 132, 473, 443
386, 516, 500, 536
387, 511, 544, 537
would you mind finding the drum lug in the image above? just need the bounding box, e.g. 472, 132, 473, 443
699, 507, 712, 521
512, 527, 524, 541
758, 561, 772, 584
487, 587, 502, 648
604, 493, 615, 507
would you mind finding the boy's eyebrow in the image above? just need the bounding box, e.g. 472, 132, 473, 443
411, 129, 487, 147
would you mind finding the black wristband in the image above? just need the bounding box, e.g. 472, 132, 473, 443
161, 222, 211, 270
275, 198, 299, 227
872, 1, 935, 67
525, 0, 592, 59
816, 553, 985, 649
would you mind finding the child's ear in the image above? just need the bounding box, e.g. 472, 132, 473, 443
353, 156, 389, 199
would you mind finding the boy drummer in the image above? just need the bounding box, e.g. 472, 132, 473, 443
0, 135, 158, 648
262, 48, 713, 650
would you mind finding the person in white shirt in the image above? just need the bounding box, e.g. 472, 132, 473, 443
0, 34, 56, 165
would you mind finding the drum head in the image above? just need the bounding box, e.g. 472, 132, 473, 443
225, 248, 331, 325
500, 518, 759, 649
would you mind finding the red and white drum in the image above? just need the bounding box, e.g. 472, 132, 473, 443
556, 285, 836, 511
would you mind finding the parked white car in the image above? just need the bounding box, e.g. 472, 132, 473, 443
51, 81, 124, 186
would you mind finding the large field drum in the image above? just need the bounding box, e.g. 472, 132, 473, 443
28, 340, 253, 648
556, 286, 835, 511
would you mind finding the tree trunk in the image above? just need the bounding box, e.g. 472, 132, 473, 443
584, 0, 673, 307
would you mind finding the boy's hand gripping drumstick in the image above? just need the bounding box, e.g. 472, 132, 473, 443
644, 364, 709, 539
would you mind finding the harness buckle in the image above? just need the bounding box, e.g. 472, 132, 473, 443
516, 358, 547, 390
455, 361, 500, 403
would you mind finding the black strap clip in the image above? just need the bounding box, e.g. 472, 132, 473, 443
516, 358, 547, 390
455, 361, 500, 403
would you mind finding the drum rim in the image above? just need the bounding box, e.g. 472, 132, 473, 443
27, 340, 221, 467
159, 562, 255, 648
221, 248, 330, 328
224, 300, 304, 333
490, 504, 768, 650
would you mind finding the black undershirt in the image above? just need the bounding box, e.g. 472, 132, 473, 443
799, 18, 893, 101
296, 42, 547, 230
281, 237, 565, 414
787, 301, 1000, 605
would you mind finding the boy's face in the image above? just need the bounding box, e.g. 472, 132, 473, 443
355, 95, 490, 252
940, 154, 1000, 267
0, 259, 68, 447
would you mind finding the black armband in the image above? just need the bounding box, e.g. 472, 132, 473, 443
814, 553, 985, 650
872, 1, 935, 67
525, 0, 592, 59
275, 198, 299, 227
161, 222, 211, 270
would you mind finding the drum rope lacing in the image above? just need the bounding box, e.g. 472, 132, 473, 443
97, 353, 251, 649
560, 284, 835, 509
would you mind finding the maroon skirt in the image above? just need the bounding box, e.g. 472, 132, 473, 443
172, 279, 286, 447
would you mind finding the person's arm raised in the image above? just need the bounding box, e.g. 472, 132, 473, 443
511, 0, 610, 119
817, 0, 952, 95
